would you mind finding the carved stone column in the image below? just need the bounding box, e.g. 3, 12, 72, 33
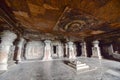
65, 43, 68, 57
58, 43, 64, 58
0, 30, 17, 70
68, 41, 76, 59
73, 44, 77, 57
80, 42, 87, 57
92, 40, 102, 59
16, 38, 25, 63
108, 44, 114, 56
42, 40, 52, 61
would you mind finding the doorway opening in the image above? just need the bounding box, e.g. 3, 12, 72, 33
53, 45, 57, 54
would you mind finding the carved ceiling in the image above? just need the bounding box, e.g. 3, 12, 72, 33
0, 0, 120, 41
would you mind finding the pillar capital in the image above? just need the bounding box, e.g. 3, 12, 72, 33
80, 42, 86, 46
92, 40, 99, 47
68, 41, 73, 45
44, 40, 51, 43
92, 40, 102, 59
1, 30, 17, 43
92, 40, 99, 44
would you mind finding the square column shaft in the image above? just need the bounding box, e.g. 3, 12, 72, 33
0, 30, 17, 70
43, 40, 52, 61
92, 40, 102, 59
68, 41, 76, 59
80, 42, 87, 57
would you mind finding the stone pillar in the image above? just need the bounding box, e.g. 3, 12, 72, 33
73, 44, 77, 57
68, 41, 76, 59
42, 40, 52, 61
65, 43, 68, 57
58, 43, 64, 58
92, 40, 102, 59
0, 30, 17, 70
80, 42, 87, 57
16, 38, 25, 63
108, 44, 114, 56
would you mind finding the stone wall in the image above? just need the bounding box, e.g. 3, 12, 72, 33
25, 41, 44, 60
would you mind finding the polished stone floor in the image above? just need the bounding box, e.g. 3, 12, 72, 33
0, 58, 120, 80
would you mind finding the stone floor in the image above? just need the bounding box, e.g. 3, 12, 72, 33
0, 58, 120, 80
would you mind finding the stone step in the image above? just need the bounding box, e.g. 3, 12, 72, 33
68, 62, 89, 67
68, 63, 86, 67
67, 61, 90, 71
76, 65, 89, 71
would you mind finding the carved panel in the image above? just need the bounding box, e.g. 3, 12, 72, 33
25, 41, 44, 60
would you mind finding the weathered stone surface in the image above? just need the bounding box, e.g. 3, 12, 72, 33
0, 58, 120, 80
80, 42, 87, 57
16, 38, 25, 62
67, 60, 90, 71
42, 40, 52, 61
1, 0, 120, 41
68, 41, 76, 59
0, 30, 17, 70
92, 40, 102, 59
25, 41, 44, 60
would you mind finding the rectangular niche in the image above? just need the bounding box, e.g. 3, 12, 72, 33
25, 41, 44, 60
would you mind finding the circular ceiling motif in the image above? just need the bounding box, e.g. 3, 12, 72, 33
64, 20, 86, 32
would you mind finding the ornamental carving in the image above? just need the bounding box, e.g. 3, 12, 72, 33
64, 20, 86, 32
56, 8, 103, 33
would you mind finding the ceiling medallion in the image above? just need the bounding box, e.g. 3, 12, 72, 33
64, 20, 86, 32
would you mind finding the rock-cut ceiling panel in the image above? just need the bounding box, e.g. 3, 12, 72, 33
54, 7, 113, 38
0, 0, 120, 41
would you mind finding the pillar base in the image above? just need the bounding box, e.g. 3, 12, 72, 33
69, 56, 76, 59
42, 57, 52, 61
81, 55, 87, 58
0, 63, 8, 70
16, 60, 22, 64
92, 55, 102, 59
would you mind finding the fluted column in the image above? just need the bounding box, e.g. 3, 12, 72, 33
68, 41, 76, 59
0, 30, 17, 70
92, 40, 102, 59
80, 42, 87, 57
42, 40, 52, 61
16, 38, 25, 63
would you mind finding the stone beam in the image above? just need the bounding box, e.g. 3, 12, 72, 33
0, 8, 24, 35
85, 29, 120, 42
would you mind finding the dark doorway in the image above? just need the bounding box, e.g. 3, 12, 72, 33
53, 46, 57, 54
75, 42, 81, 56
86, 42, 92, 57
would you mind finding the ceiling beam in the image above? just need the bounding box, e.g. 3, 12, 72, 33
0, 7, 24, 36
85, 29, 120, 42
